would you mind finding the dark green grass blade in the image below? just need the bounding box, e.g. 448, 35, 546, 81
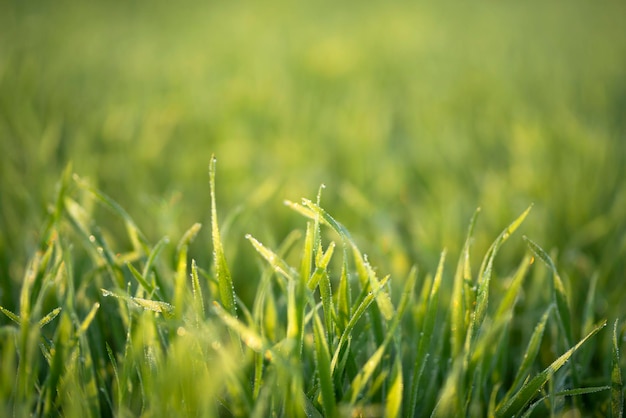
611, 320, 623, 418
345, 267, 416, 403
503, 305, 553, 403
313, 307, 336, 418
209, 155, 236, 317
408, 253, 444, 417
523, 236, 573, 347
495, 320, 607, 418
330, 274, 391, 372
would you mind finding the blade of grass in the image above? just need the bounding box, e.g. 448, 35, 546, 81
73, 174, 149, 254
175, 223, 202, 317
408, 252, 444, 417
523, 236, 573, 347
611, 320, 623, 418
471, 205, 532, 347
209, 155, 236, 317
101, 289, 174, 316
313, 307, 336, 418
346, 267, 416, 403
386, 350, 403, 418
495, 320, 607, 418
503, 305, 554, 403
451, 208, 480, 358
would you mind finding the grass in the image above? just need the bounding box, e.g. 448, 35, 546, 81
1, 0, 626, 416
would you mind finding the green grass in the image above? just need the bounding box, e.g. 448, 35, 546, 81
1, 0, 626, 416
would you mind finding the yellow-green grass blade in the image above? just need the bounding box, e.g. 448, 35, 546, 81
190, 259, 205, 321
336, 247, 352, 334
495, 320, 607, 418
174, 222, 202, 317
213, 302, 269, 359
385, 350, 403, 418
101, 289, 174, 316
246, 234, 298, 283
209, 155, 236, 317
451, 208, 480, 358
611, 320, 623, 418
471, 205, 532, 347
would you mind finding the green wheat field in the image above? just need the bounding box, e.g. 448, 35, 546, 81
1, 0, 625, 416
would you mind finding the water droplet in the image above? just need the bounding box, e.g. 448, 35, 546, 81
89, 235, 96, 243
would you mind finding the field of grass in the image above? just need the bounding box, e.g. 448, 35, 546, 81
1, 0, 625, 416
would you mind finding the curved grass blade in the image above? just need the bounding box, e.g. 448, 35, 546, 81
209, 156, 236, 319
523, 236, 573, 348
502, 305, 553, 403
611, 320, 623, 418
330, 274, 391, 372
495, 320, 607, 418
471, 205, 532, 346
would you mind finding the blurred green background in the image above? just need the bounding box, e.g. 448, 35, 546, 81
1, 0, 625, 313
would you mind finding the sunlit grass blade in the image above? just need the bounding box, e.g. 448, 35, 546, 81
451, 208, 480, 358
495, 320, 607, 418
213, 302, 267, 357
247, 234, 298, 283
175, 222, 202, 317
190, 259, 205, 321
386, 350, 403, 418
101, 289, 174, 316
210, 155, 236, 317
611, 320, 623, 418
38, 307, 62, 328
471, 205, 532, 345
0, 305, 21, 325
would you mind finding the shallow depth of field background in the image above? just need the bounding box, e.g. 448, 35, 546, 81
1, 0, 625, 318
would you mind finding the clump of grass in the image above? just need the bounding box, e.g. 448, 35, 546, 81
0, 159, 621, 417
